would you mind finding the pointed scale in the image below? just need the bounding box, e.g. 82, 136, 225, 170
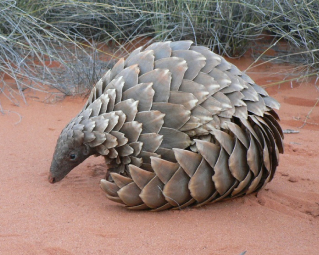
91, 116, 109, 133
105, 89, 116, 112
110, 131, 128, 147
138, 133, 163, 153
263, 114, 284, 154
212, 147, 236, 195
213, 92, 233, 110
195, 139, 220, 169
219, 71, 245, 94
245, 165, 264, 195
246, 94, 267, 116
190, 46, 221, 73
127, 204, 150, 210
112, 111, 126, 131
140, 176, 168, 209
208, 68, 231, 90
163, 167, 192, 207
122, 83, 155, 111
168, 91, 198, 111
179, 79, 210, 104
264, 112, 284, 139
139, 69, 171, 102
159, 127, 191, 149
216, 57, 232, 72
99, 94, 110, 114
152, 102, 191, 130
88, 131, 106, 147
241, 83, 259, 102
88, 98, 102, 117
83, 87, 96, 109
55, 40, 284, 211
104, 76, 125, 104
100, 179, 119, 197
231, 171, 252, 197
102, 112, 119, 133
151, 157, 179, 184
115, 64, 140, 91
172, 50, 206, 80
117, 182, 143, 207
155, 57, 187, 91
228, 138, 249, 181
128, 142, 143, 156
72, 130, 84, 147
193, 72, 220, 96
212, 129, 235, 155
191, 105, 214, 124
179, 116, 201, 132
83, 130, 95, 143
250, 116, 273, 172
129, 165, 156, 189
200, 97, 223, 115
124, 50, 154, 75
226, 91, 246, 107
263, 96, 280, 110
119, 121, 142, 143
116, 144, 134, 157
170, 40, 193, 50
173, 148, 202, 177
212, 181, 239, 203
145, 41, 172, 60
113, 99, 138, 122
110, 173, 133, 188
258, 127, 272, 173
100, 70, 111, 93
218, 105, 236, 119
95, 145, 110, 158
124, 46, 142, 64
188, 158, 215, 203
241, 72, 255, 84
103, 133, 118, 149
134, 110, 165, 134
247, 134, 261, 177
226, 122, 249, 149
233, 106, 248, 119
251, 83, 269, 96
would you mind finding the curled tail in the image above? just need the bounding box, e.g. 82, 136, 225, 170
100, 110, 283, 211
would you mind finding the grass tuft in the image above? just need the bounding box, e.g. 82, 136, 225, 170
1, 0, 319, 103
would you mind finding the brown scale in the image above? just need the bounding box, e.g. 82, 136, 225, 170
49, 40, 284, 211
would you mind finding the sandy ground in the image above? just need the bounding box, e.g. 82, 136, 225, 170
1, 58, 319, 255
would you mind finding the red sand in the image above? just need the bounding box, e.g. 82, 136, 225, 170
1, 59, 319, 255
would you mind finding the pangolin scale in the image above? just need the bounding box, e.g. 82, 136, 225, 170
49, 40, 284, 211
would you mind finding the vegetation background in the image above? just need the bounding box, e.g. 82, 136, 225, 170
1, 0, 318, 107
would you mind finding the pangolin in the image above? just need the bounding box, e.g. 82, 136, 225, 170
49, 40, 284, 211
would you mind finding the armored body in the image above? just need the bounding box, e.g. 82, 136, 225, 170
49, 40, 283, 211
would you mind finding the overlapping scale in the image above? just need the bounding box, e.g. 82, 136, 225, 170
64, 40, 283, 210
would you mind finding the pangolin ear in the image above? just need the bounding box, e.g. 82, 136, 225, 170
83, 144, 91, 156
73, 130, 84, 147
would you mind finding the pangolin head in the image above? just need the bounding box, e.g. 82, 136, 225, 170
49, 99, 124, 184
49, 120, 93, 183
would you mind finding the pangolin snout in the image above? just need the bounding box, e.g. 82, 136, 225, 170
48, 173, 56, 184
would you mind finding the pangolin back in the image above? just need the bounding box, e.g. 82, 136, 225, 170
57, 40, 284, 211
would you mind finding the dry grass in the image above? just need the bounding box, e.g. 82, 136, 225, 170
1, 0, 319, 104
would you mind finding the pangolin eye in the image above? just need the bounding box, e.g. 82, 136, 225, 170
69, 154, 76, 160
